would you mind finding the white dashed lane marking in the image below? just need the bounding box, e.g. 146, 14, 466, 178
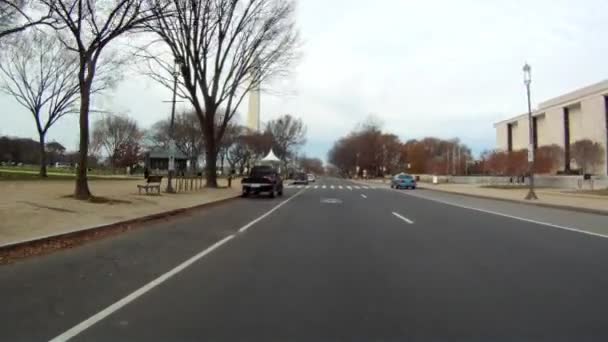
283, 184, 378, 191
392, 212, 414, 224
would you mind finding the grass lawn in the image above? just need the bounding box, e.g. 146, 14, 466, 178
0, 165, 129, 176
480, 184, 549, 190
572, 189, 608, 196
0, 170, 139, 181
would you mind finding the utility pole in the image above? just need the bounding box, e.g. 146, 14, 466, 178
523, 63, 538, 200
163, 57, 184, 193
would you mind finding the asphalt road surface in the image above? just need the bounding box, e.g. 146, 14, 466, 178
2, 177, 608, 341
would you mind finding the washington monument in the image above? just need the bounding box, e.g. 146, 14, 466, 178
246, 83, 261, 131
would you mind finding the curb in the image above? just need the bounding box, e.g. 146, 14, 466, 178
418, 186, 608, 217
0, 194, 240, 264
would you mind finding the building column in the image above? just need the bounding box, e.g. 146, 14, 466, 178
507, 123, 513, 152
604, 96, 608, 176
563, 107, 571, 172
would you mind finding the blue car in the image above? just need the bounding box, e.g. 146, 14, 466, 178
391, 173, 416, 189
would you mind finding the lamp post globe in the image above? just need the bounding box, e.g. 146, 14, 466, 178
523, 63, 531, 85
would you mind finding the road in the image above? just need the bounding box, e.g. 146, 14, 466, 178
2, 177, 608, 341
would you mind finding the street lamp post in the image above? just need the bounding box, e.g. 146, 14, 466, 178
165, 57, 184, 193
523, 63, 538, 200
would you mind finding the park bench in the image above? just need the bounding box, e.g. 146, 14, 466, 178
137, 175, 163, 195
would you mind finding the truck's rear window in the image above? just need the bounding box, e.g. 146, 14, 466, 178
251, 167, 274, 177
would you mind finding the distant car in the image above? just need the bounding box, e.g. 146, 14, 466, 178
241, 165, 283, 198
293, 172, 309, 185
307, 173, 316, 182
391, 173, 416, 189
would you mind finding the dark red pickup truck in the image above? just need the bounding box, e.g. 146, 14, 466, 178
241, 165, 284, 198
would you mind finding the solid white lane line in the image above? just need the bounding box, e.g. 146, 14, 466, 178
397, 191, 608, 239
50, 235, 235, 342
392, 212, 414, 224
361, 194, 367, 199
238, 190, 306, 233
52, 190, 307, 342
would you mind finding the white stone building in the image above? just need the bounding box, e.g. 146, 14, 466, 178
494, 80, 608, 175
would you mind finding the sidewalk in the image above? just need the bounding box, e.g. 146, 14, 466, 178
356, 179, 608, 215
0, 178, 241, 247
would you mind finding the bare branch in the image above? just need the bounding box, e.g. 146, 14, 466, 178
145, 0, 299, 187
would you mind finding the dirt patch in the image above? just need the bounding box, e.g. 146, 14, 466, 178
17, 201, 77, 213
0, 195, 238, 265
61, 195, 132, 205
0, 178, 240, 248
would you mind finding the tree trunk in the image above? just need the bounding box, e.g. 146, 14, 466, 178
200, 104, 218, 188
205, 141, 218, 187
74, 82, 92, 200
38, 134, 47, 178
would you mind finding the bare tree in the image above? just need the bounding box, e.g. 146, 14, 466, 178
150, 110, 205, 169
0, 30, 79, 177
0, 0, 55, 39
145, 0, 299, 187
299, 155, 324, 175
217, 122, 242, 173
265, 114, 306, 169
92, 114, 143, 169
38, 0, 161, 199
226, 136, 251, 174
571, 139, 605, 174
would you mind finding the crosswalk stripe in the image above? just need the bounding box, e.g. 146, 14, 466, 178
285, 184, 378, 191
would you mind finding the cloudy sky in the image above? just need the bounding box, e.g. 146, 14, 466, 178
2, 0, 608, 160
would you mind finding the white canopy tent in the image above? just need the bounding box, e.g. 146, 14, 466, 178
261, 149, 280, 163
259, 149, 282, 173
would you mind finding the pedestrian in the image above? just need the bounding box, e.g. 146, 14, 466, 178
144, 167, 150, 180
